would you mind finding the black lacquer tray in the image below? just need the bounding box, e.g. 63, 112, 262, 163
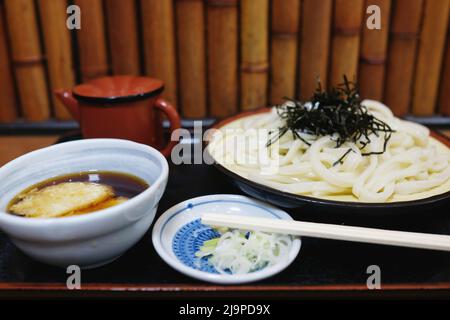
0, 132, 449, 298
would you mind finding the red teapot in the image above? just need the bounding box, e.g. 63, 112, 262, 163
55, 75, 181, 157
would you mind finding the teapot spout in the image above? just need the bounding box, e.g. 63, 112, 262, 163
54, 89, 80, 121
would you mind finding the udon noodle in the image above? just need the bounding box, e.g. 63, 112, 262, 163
208, 100, 450, 203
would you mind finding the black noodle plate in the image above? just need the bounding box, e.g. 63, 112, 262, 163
207, 109, 450, 217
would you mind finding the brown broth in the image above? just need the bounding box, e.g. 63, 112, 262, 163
7, 171, 149, 217
35, 171, 149, 198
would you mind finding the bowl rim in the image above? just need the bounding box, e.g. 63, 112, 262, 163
206, 108, 450, 209
0, 138, 168, 227
151, 194, 301, 284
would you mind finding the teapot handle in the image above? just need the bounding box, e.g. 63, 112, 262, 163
154, 98, 181, 157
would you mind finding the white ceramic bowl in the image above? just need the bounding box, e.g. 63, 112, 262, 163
0, 139, 168, 269
152, 194, 301, 284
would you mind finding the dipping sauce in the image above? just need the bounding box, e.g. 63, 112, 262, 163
7, 171, 149, 218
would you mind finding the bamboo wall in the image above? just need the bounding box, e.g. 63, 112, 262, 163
0, 0, 450, 123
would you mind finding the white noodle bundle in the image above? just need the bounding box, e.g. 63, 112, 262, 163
208, 100, 450, 202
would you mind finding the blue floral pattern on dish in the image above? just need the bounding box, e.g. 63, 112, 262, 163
172, 219, 221, 274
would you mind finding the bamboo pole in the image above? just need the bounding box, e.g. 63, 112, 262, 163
141, 0, 177, 106
0, 2, 17, 122
298, 0, 332, 100
358, 0, 391, 101
175, 0, 207, 117
4, 0, 50, 121
74, 0, 109, 81
38, 0, 75, 120
384, 0, 423, 116
105, 0, 140, 75
412, 0, 450, 115
330, 0, 364, 87
439, 23, 450, 116
206, 0, 238, 118
270, 0, 300, 105
240, 0, 269, 110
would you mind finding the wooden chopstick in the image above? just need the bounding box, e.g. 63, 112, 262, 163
201, 213, 450, 252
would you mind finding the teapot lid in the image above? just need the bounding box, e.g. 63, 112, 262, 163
73, 76, 164, 104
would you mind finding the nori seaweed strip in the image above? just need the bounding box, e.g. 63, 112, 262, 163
267, 76, 395, 165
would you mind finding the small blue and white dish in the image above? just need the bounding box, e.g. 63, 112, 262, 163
151, 194, 301, 284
